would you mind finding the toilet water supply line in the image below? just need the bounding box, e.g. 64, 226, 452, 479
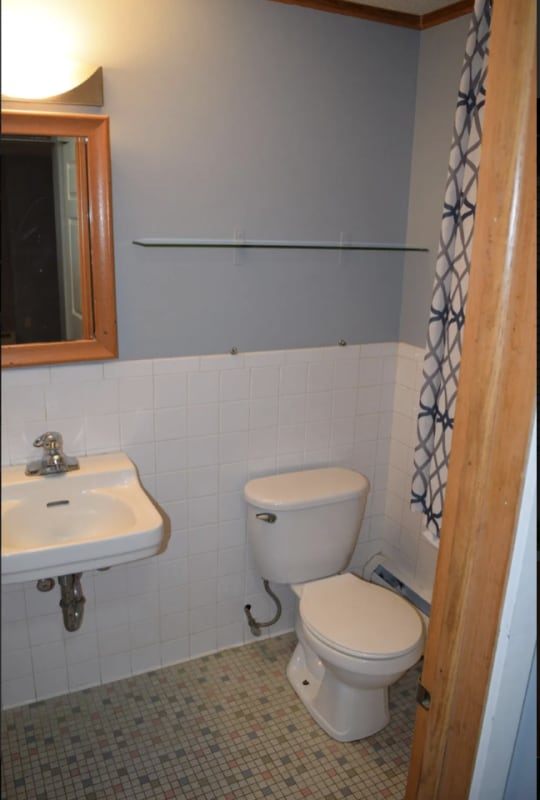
244, 580, 282, 636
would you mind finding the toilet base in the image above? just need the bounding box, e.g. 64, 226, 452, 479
286, 641, 390, 742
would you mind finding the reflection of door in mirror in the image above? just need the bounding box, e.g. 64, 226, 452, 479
53, 137, 93, 340
1, 135, 91, 345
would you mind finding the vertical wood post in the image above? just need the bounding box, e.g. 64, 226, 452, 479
405, 0, 536, 796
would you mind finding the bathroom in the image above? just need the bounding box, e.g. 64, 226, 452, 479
1, 1, 535, 798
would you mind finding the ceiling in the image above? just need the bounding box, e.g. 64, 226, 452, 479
341, 0, 457, 12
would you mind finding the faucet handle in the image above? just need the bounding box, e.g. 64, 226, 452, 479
33, 431, 63, 452
26, 431, 79, 476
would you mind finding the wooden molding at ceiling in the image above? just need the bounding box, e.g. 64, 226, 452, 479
268, 0, 473, 29
268, 0, 418, 28
420, 0, 474, 29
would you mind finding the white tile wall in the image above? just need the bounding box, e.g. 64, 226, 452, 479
1, 342, 437, 708
381, 343, 439, 597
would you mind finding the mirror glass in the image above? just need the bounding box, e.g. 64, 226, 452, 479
2, 134, 91, 344
1, 110, 117, 368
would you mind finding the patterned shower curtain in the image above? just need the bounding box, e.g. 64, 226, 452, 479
411, 0, 491, 540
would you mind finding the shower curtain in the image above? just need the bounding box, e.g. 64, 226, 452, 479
410, 0, 491, 540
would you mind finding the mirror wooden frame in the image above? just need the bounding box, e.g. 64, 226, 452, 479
1, 109, 118, 368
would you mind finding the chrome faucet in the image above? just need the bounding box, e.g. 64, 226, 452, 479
25, 432, 80, 476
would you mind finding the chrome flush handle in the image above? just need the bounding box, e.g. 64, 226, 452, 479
256, 512, 277, 523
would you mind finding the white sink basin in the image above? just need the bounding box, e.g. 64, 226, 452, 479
1, 452, 166, 584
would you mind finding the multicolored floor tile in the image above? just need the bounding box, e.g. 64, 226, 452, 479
1, 633, 420, 799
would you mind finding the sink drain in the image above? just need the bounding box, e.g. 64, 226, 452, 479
36, 578, 55, 592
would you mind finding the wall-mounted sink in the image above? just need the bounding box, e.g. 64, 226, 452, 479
1, 452, 166, 584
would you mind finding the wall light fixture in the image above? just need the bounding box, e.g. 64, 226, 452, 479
1, 5, 103, 106
1, 64, 104, 106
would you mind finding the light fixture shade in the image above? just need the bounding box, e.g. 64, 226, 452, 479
1, 64, 103, 107
1, 4, 104, 107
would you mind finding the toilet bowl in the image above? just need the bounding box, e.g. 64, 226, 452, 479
244, 467, 425, 741
287, 573, 424, 741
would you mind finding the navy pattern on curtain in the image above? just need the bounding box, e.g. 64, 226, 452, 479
411, 0, 491, 540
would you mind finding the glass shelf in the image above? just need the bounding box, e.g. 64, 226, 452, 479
132, 238, 428, 252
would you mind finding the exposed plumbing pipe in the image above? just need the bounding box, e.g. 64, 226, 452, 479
244, 579, 282, 636
58, 573, 85, 632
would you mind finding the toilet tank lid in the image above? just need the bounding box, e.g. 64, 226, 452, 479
244, 468, 369, 510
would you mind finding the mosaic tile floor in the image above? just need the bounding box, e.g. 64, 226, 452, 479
1, 633, 420, 800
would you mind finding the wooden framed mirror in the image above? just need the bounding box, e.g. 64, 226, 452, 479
1, 109, 117, 368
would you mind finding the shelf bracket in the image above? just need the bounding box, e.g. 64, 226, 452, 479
338, 231, 349, 265
233, 228, 244, 266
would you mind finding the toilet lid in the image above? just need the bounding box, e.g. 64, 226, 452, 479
299, 573, 423, 659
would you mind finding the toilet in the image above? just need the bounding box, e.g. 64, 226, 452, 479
244, 467, 424, 742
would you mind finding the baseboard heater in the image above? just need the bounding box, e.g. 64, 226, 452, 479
370, 563, 431, 618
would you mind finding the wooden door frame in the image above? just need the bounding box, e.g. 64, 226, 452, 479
405, 0, 536, 797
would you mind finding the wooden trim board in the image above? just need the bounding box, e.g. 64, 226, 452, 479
405, 0, 536, 795
420, 1, 474, 28
267, 0, 473, 28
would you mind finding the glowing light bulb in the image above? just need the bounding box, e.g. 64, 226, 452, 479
1, 5, 93, 99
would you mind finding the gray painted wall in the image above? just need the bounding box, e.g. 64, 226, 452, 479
101, 0, 420, 358
400, 15, 470, 346
3, 1, 469, 360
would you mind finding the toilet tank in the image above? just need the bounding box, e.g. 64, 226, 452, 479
244, 467, 369, 584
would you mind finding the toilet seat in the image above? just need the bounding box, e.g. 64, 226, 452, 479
299, 573, 423, 660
